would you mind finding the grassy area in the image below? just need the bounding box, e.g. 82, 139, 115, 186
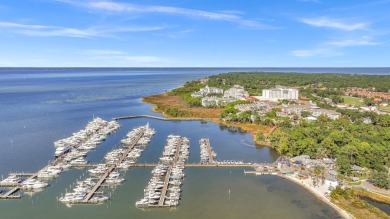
379, 105, 390, 113
331, 187, 390, 219
349, 181, 362, 186
142, 93, 222, 118
219, 121, 274, 145
342, 96, 364, 106
142, 93, 273, 140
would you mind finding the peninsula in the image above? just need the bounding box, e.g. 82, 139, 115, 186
143, 72, 390, 219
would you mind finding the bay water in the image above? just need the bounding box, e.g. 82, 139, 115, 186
2, 68, 384, 218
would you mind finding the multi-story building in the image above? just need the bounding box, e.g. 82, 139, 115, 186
191, 85, 224, 98
223, 85, 249, 99
261, 86, 299, 100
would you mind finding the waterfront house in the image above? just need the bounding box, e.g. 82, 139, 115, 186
325, 175, 338, 187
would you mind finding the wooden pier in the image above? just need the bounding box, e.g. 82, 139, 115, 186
112, 115, 204, 121
204, 138, 214, 164
157, 138, 182, 207
0, 122, 113, 201
0, 186, 21, 199
82, 128, 145, 203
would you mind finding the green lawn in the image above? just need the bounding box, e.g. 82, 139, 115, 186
379, 105, 390, 112
342, 96, 364, 106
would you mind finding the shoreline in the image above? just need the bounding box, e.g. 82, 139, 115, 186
141, 94, 275, 146
142, 93, 355, 218
279, 175, 355, 219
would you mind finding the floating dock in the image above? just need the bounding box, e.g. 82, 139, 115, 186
1, 118, 120, 201
81, 127, 146, 203
112, 115, 204, 121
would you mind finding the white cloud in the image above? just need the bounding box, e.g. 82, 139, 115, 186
291, 48, 341, 57
57, 0, 273, 29
300, 17, 367, 31
326, 39, 381, 47
0, 21, 167, 38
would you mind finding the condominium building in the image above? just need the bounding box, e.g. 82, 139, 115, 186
261, 86, 299, 100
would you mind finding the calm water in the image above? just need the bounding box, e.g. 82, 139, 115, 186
360, 197, 390, 215
1, 68, 382, 218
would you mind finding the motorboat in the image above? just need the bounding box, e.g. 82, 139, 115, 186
22, 179, 48, 189
55, 145, 72, 157
1, 174, 22, 184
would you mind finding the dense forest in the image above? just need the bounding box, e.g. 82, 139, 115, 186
269, 117, 390, 173
165, 72, 390, 181
207, 72, 390, 95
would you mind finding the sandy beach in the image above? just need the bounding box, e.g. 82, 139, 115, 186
281, 175, 355, 219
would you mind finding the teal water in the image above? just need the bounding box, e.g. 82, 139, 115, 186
0, 68, 372, 218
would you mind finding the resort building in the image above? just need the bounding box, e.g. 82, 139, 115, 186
278, 101, 341, 120
201, 96, 236, 107
259, 86, 299, 100
191, 85, 224, 98
223, 85, 249, 99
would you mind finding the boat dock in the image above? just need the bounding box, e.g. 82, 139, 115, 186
1, 118, 120, 201
81, 128, 145, 203
112, 115, 204, 121
136, 135, 189, 208
0, 186, 21, 199
157, 138, 182, 207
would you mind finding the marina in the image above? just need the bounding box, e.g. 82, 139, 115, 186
136, 135, 190, 208
0, 69, 351, 219
199, 138, 217, 164
58, 123, 155, 205
1, 117, 279, 203
0, 117, 120, 200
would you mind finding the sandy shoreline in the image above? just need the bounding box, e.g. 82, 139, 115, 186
279, 175, 355, 219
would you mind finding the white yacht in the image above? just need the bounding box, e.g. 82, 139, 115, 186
1, 174, 22, 184
22, 179, 48, 189
55, 145, 72, 157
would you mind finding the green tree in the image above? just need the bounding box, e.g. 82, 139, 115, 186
370, 171, 390, 189
337, 155, 352, 175
301, 111, 311, 118
256, 132, 265, 141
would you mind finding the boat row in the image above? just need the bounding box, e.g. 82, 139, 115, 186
58, 176, 110, 204
59, 124, 155, 205
199, 138, 217, 164
1, 117, 121, 200
136, 135, 189, 208
54, 117, 120, 156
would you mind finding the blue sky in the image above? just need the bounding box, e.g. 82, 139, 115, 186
0, 0, 389, 67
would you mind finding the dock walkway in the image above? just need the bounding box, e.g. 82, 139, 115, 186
0, 122, 113, 200
113, 115, 204, 121
82, 128, 145, 203
204, 139, 214, 164
158, 138, 182, 207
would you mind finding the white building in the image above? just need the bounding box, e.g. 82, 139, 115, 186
201, 96, 236, 107
191, 85, 224, 98
223, 85, 249, 99
261, 86, 299, 100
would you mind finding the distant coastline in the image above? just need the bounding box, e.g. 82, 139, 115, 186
1, 67, 390, 75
